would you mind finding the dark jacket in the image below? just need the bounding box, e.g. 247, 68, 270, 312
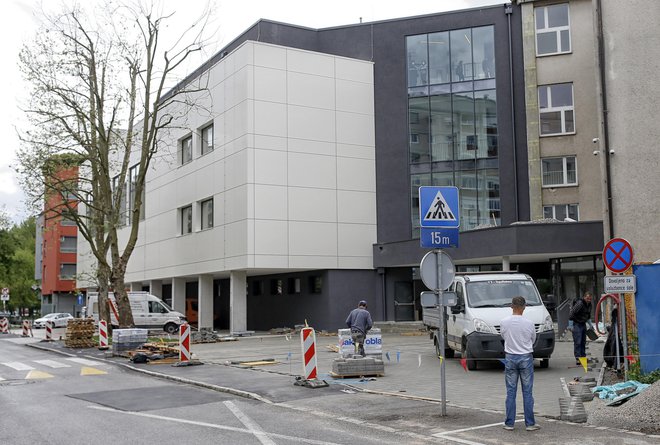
346, 308, 373, 334
569, 298, 592, 324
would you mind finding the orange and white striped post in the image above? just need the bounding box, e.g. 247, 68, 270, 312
98, 320, 109, 349
0, 317, 8, 334
301, 326, 318, 380
45, 320, 53, 341
179, 323, 190, 363
21, 320, 31, 337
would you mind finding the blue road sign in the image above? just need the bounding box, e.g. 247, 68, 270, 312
77, 293, 83, 305
419, 187, 460, 248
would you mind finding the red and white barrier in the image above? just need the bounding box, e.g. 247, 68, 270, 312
0, 317, 8, 334
301, 327, 318, 380
179, 323, 190, 362
45, 321, 53, 341
98, 320, 109, 349
22, 320, 31, 337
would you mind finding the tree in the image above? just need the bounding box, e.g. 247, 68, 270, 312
0, 211, 38, 315
17, 1, 212, 327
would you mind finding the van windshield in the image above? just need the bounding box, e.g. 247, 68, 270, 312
466, 280, 542, 308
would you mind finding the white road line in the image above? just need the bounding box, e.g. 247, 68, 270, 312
65, 358, 106, 366
434, 419, 524, 436
1, 362, 34, 371
224, 401, 276, 445
0, 376, 5, 381
88, 406, 345, 445
34, 359, 71, 369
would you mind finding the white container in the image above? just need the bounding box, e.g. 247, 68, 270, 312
338, 328, 382, 358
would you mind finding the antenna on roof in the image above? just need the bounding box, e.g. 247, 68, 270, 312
359, 17, 362, 23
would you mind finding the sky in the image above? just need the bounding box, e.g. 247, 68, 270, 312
0, 0, 501, 224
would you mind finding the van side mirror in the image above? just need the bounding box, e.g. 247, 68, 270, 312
451, 304, 464, 314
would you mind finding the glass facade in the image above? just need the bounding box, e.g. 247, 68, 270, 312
407, 26, 500, 235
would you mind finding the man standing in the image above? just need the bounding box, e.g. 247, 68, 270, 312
345, 300, 372, 357
569, 291, 593, 365
500, 296, 539, 431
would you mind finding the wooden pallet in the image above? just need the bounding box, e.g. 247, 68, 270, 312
329, 371, 384, 379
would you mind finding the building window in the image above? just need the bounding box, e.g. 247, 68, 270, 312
543, 204, 579, 221
201, 124, 214, 155
61, 214, 77, 226
60, 263, 76, 279
542, 156, 577, 187
129, 164, 145, 222
200, 198, 213, 230
180, 205, 192, 234
538, 83, 574, 136
288, 277, 301, 294
60, 236, 77, 253
181, 135, 192, 164
535, 4, 571, 56
308, 276, 322, 294
270, 279, 283, 296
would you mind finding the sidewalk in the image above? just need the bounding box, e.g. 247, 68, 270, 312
28, 330, 604, 417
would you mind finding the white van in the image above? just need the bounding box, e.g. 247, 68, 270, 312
427, 272, 554, 370
87, 291, 186, 334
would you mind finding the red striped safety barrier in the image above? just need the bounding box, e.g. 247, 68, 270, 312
45, 321, 53, 341
0, 317, 8, 334
301, 327, 318, 380
179, 323, 190, 362
98, 320, 109, 349
22, 320, 31, 337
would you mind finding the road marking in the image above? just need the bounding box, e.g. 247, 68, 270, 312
88, 406, 345, 445
2, 362, 34, 371
25, 370, 54, 379
433, 419, 523, 436
34, 359, 71, 368
224, 400, 276, 445
80, 366, 107, 376
0, 376, 5, 381
66, 358, 106, 366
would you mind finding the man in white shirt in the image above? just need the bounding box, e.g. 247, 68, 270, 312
500, 296, 540, 431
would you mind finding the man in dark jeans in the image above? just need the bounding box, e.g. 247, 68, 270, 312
345, 300, 372, 357
569, 291, 593, 365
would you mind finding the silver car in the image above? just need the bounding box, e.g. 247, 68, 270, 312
33, 313, 73, 328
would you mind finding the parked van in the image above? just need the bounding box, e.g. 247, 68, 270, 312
87, 292, 186, 334
424, 272, 555, 370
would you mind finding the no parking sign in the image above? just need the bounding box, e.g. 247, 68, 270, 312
603, 238, 634, 273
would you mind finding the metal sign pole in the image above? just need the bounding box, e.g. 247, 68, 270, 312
434, 249, 447, 416
619, 293, 628, 375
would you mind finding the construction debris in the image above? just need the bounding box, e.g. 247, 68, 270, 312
191, 327, 219, 343
64, 318, 96, 348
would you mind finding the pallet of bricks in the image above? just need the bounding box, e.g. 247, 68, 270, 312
112, 328, 148, 357
64, 318, 96, 348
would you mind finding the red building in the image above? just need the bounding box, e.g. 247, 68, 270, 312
36, 164, 80, 316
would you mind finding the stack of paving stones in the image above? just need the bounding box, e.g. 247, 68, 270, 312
112, 328, 148, 356
568, 382, 595, 402
587, 380, 660, 434
559, 396, 588, 423
191, 327, 218, 343
331, 356, 385, 377
64, 318, 96, 348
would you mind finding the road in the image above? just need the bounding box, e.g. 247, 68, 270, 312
0, 336, 430, 445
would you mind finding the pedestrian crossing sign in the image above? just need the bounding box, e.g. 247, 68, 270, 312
419, 186, 460, 228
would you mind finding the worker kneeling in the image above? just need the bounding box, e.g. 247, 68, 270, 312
345, 300, 372, 357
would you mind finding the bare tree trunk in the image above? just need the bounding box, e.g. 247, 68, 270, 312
111, 260, 134, 328
97, 263, 112, 327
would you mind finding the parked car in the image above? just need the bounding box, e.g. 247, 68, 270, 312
33, 313, 73, 328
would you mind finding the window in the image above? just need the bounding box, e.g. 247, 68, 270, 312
538, 83, 574, 135
180, 205, 192, 234
543, 204, 579, 221
251, 281, 262, 296
148, 301, 167, 313
181, 135, 192, 164
61, 214, 77, 226
201, 124, 214, 155
288, 277, 301, 294
535, 4, 571, 56
309, 276, 322, 294
270, 279, 283, 296
542, 156, 577, 187
129, 164, 145, 222
410, 134, 419, 144
200, 198, 213, 230
60, 263, 76, 279
60, 236, 77, 253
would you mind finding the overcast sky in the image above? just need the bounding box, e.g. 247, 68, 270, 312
1, 0, 501, 224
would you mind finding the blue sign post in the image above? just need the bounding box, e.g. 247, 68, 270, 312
419, 186, 460, 248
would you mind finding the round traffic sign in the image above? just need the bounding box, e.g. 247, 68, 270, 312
420, 250, 455, 291
603, 238, 634, 273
